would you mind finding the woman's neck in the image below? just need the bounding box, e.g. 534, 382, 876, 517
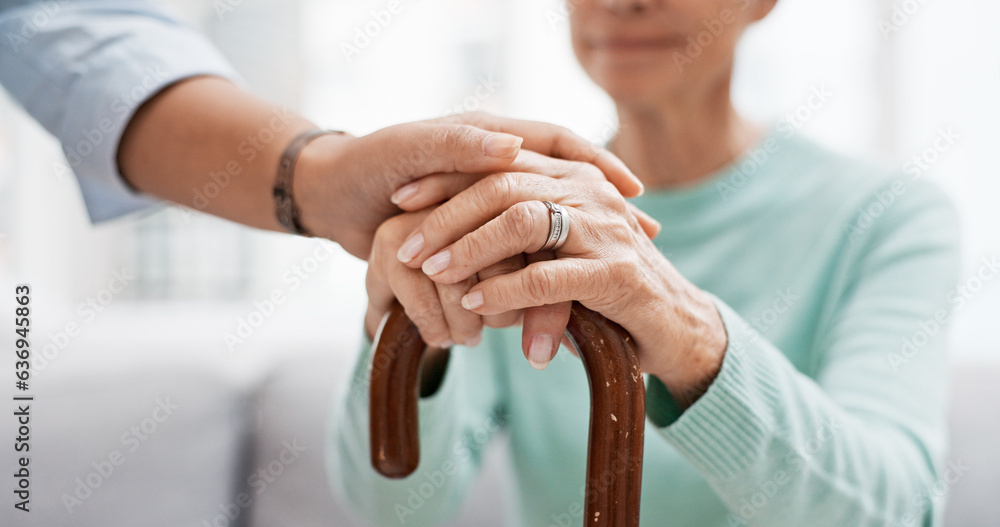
609, 79, 761, 190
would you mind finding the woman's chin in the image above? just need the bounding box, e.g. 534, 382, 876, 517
594, 73, 678, 107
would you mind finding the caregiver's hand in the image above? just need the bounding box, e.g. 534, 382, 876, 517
118, 75, 642, 260
296, 112, 643, 259
400, 169, 728, 407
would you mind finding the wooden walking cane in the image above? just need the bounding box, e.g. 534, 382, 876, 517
369, 300, 645, 526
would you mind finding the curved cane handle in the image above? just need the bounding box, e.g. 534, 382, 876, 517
369, 301, 645, 526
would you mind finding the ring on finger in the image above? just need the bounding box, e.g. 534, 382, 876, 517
539, 201, 570, 252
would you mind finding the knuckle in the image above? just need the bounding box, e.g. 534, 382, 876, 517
438, 282, 469, 305
504, 202, 539, 244
582, 161, 606, 180
406, 298, 443, 328
604, 216, 633, 242
589, 180, 628, 214
624, 209, 642, 233
523, 265, 557, 301
602, 259, 634, 303
595, 179, 618, 197
455, 233, 485, 264
613, 257, 637, 283
563, 160, 604, 184
443, 125, 479, 151
378, 213, 411, 238
582, 260, 615, 305
552, 124, 576, 142
421, 208, 452, 245
372, 223, 406, 262
596, 180, 623, 203
430, 125, 453, 148
485, 171, 521, 203
373, 216, 397, 242
570, 137, 601, 164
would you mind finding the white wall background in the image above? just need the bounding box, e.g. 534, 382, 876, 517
0, 0, 996, 385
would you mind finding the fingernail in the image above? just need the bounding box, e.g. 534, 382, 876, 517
527, 334, 554, 370
391, 182, 419, 204
440, 339, 454, 349
607, 153, 643, 195
422, 250, 451, 275
484, 134, 523, 158
465, 333, 482, 347
461, 291, 483, 310
397, 233, 424, 263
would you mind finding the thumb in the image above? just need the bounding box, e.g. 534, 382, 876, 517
366, 122, 523, 186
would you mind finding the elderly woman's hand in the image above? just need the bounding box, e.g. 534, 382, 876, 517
369, 151, 662, 354
396, 165, 728, 407
366, 209, 525, 347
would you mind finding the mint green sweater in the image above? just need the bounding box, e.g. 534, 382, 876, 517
328, 129, 960, 526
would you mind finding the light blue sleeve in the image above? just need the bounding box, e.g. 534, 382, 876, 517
0, 0, 241, 222
647, 180, 961, 526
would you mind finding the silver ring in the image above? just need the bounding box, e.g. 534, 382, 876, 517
539, 201, 570, 252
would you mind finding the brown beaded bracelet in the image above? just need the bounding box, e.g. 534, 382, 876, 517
273, 129, 344, 236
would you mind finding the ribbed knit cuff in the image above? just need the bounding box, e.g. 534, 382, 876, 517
657, 296, 784, 481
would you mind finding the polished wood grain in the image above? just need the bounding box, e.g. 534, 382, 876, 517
369, 300, 645, 526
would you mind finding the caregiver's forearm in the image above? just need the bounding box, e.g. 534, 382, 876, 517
117, 76, 346, 232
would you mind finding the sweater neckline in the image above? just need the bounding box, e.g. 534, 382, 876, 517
625, 125, 801, 229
